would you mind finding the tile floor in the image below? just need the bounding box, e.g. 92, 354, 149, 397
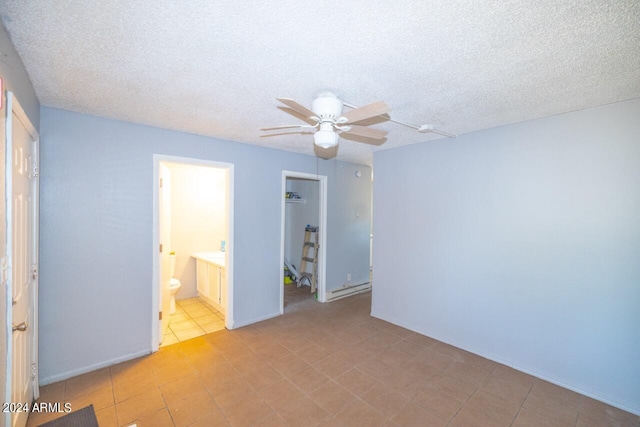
27, 292, 638, 427
162, 297, 226, 346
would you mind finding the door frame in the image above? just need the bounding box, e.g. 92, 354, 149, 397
4, 91, 40, 426
280, 170, 328, 313
151, 154, 234, 352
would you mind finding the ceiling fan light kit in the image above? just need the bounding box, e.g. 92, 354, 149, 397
314, 127, 339, 148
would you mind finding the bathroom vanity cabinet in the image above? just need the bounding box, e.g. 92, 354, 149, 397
193, 252, 226, 315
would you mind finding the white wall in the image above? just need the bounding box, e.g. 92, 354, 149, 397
38, 107, 372, 383
372, 98, 640, 414
167, 163, 226, 299
0, 23, 40, 427
285, 178, 319, 274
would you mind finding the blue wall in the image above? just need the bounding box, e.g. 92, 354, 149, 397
372, 98, 640, 414
38, 107, 371, 382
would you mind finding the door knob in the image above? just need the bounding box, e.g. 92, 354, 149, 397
12, 322, 28, 332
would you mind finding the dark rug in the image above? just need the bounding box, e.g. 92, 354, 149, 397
39, 405, 98, 427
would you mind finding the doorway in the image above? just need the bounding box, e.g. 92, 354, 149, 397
4, 92, 40, 427
151, 155, 234, 352
280, 171, 327, 313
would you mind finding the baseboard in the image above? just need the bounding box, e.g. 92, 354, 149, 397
326, 282, 371, 302
199, 294, 226, 316
231, 311, 281, 329
370, 310, 640, 416
39, 349, 151, 386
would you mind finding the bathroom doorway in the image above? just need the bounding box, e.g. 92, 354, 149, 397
152, 155, 234, 351
280, 171, 327, 313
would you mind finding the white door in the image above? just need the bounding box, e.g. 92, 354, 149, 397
158, 164, 172, 342
6, 93, 39, 427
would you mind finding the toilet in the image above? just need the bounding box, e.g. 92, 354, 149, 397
169, 253, 182, 314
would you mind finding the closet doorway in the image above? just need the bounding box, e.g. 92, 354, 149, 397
280, 171, 327, 313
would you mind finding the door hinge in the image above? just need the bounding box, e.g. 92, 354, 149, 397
28, 155, 38, 179
1, 257, 7, 285
159, 178, 163, 188
159, 244, 163, 253
32, 264, 38, 280
31, 363, 38, 379
159, 311, 162, 320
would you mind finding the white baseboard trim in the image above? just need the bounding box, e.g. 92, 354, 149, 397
370, 310, 640, 416
231, 311, 281, 329
39, 349, 151, 386
326, 282, 371, 302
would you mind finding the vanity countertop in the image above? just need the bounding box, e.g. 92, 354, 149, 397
192, 251, 225, 268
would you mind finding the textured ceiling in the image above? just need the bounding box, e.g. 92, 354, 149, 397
1, 1, 639, 165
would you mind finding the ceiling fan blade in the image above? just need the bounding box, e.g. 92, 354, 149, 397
341, 101, 391, 124
261, 124, 317, 131
277, 98, 317, 120
341, 125, 388, 140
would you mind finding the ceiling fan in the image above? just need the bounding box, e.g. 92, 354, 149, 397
261, 92, 391, 149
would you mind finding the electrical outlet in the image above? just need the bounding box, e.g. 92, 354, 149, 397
347, 273, 351, 282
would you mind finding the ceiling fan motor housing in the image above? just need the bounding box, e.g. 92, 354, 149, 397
312, 92, 343, 121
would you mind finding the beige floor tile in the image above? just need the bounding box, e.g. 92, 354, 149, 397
296, 342, 333, 364
480, 373, 532, 405
38, 292, 638, 427
313, 354, 353, 379
578, 396, 639, 425
222, 394, 274, 427
258, 379, 305, 410
95, 405, 118, 427
64, 367, 111, 397
115, 387, 166, 426
242, 364, 283, 390
326, 399, 387, 427
389, 401, 447, 427
66, 384, 114, 411
169, 319, 200, 332
450, 389, 520, 427
37, 381, 66, 403
361, 382, 411, 418
168, 312, 190, 323
194, 313, 219, 325
113, 373, 157, 403
513, 405, 575, 427
257, 413, 287, 427
177, 297, 201, 307
211, 378, 256, 411
161, 333, 179, 346
309, 380, 356, 415
173, 326, 206, 341
253, 342, 293, 361
128, 407, 175, 427
270, 352, 312, 377
334, 368, 379, 397
110, 357, 152, 384
159, 374, 208, 407
412, 382, 465, 421
188, 306, 216, 318
275, 395, 330, 426
445, 361, 493, 386
168, 390, 221, 427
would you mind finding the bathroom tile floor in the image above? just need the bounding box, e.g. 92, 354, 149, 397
26, 291, 639, 427
162, 297, 225, 346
